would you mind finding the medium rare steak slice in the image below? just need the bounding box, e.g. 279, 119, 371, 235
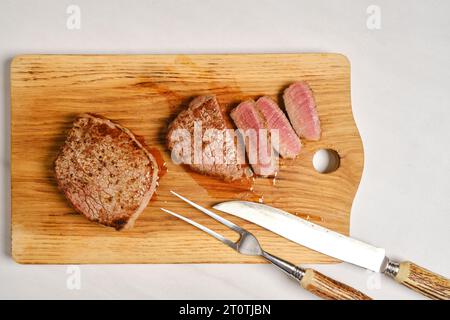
54, 114, 159, 230
255, 96, 302, 159
166, 96, 251, 181
230, 100, 278, 177
283, 82, 321, 141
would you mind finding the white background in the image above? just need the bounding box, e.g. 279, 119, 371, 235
1, 0, 449, 300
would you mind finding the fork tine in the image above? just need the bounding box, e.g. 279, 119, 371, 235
160, 208, 236, 249
170, 191, 243, 233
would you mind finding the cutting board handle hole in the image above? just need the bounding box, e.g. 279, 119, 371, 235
312, 149, 340, 173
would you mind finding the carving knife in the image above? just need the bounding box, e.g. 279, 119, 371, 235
213, 201, 450, 300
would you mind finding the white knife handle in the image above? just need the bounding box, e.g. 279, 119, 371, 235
385, 260, 450, 300
299, 268, 372, 300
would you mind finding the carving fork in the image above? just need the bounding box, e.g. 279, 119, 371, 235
161, 191, 371, 300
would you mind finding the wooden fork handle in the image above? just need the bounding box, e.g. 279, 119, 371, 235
386, 261, 450, 300
299, 268, 372, 300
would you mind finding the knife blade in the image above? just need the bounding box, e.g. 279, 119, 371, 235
213, 201, 450, 300
214, 200, 386, 272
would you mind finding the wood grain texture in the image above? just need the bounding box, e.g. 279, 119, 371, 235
300, 269, 371, 300
11, 54, 364, 264
395, 261, 450, 300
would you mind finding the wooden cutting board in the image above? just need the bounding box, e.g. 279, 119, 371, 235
11, 54, 363, 264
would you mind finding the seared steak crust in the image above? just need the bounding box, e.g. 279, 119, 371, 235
166, 96, 251, 181
54, 114, 158, 230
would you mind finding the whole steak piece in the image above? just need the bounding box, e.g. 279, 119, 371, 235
54, 114, 159, 230
167, 96, 251, 181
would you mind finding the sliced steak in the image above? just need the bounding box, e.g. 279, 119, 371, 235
230, 100, 278, 177
255, 96, 302, 159
54, 114, 159, 230
283, 82, 321, 141
166, 95, 251, 181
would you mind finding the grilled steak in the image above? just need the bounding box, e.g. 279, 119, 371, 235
255, 96, 302, 159
166, 96, 251, 181
54, 114, 159, 230
283, 82, 321, 141
230, 100, 278, 177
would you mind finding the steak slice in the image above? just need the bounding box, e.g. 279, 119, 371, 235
255, 96, 302, 159
283, 82, 321, 141
54, 114, 159, 230
166, 96, 251, 181
230, 100, 278, 177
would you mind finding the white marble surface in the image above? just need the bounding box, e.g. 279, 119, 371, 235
1, 0, 449, 300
